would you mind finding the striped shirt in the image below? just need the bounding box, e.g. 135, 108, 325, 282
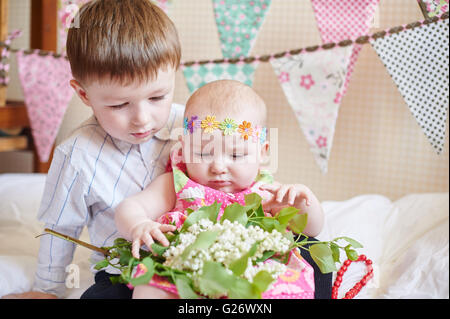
33, 103, 184, 297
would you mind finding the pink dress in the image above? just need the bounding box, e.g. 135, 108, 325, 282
132, 147, 315, 299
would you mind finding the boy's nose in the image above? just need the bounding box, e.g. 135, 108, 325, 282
131, 102, 151, 126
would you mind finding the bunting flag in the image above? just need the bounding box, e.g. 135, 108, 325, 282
16, 51, 74, 162
212, 0, 272, 58
1, 30, 23, 86
271, 46, 354, 173
418, 0, 449, 18
58, 0, 90, 54
311, 0, 380, 95
182, 61, 259, 93
151, 0, 173, 13
370, 18, 449, 154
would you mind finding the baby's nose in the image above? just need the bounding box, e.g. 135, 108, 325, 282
210, 159, 227, 174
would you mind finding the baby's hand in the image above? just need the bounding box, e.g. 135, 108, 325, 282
130, 220, 176, 259
259, 182, 311, 216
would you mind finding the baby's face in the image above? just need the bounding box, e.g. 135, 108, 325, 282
72, 67, 176, 144
182, 111, 268, 193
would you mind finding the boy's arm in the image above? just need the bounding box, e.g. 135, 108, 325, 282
115, 172, 176, 241
32, 150, 90, 298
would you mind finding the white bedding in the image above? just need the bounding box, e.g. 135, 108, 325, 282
0, 173, 448, 299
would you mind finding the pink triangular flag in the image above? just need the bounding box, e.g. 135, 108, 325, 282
271, 47, 354, 173
310, 0, 380, 94
16, 51, 74, 162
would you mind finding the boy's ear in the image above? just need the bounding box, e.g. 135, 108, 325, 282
70, 79, 92, 107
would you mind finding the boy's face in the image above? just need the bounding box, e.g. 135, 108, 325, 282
71, 67, 176, 144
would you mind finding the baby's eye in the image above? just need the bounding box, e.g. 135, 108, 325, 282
231, 154, 246, 160
194, 152, 211, 158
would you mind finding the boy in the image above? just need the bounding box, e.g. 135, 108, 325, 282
4, 0, 183, 299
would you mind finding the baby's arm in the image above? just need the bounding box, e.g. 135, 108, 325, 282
260, 182, 324, 237
115, 172, 177, 258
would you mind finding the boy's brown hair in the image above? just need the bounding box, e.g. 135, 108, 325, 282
66, 0, 181, 85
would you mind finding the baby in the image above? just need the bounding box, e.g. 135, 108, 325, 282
115, 79, 325, 299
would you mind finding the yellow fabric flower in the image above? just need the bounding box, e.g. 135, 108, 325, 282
238, 121, 253, 140
201, 116, 220, 133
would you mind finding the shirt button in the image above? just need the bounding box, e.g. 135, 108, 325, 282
150, 160, 155, 166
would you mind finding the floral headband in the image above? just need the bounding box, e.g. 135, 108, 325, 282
183, 115, 267, 144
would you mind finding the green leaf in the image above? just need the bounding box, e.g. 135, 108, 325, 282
229, 242, 259, 277
94, 259, 109, 270
181, 201, 221, 231
118, 247, 133, 266
197, 261, 234, 298
335, 236, 363, 249
289, 214, 308, 234
129, 257, 155, 286
181, 230, 219, 260
220, 202, 248, 226
151, 243, 169, 256
283, 231, 295, 246
252, 270, 275, 293
254, 250, 275, 263
259, 217, 280, 233
228, 277, 261, 299
174, 274, 200, 299
330, 242, 341, 263
276, 207, 300, 225
309, 243, 338, 274
344, 245, 359, 261
244, 193, 262, 211
113, 238, 130, 246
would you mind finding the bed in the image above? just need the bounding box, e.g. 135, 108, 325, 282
0, 173, 448, 299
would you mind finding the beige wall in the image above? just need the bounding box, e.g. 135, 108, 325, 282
1, 0, 448, 201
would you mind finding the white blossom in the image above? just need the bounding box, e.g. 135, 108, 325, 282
163, 218, 291, 284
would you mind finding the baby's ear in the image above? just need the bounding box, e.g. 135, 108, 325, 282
259, 141, 270, 166
70, 79, 92, 107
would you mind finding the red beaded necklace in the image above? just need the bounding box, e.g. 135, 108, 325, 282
332, 254, 374, 299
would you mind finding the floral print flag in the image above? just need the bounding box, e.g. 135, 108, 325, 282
212, 0, 272, 58
310, 0, 380, 96
370, 18, 449, 154
16, 51, 74, 162
182, 61, 259, 93
271, 47, 354, 173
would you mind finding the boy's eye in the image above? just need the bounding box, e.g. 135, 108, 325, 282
149, 95, 166, 101
108, 102, 128, 109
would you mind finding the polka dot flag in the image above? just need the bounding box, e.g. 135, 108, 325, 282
371, 18, 449, 154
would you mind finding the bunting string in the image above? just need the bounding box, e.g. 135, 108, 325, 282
1, 12, 447, 67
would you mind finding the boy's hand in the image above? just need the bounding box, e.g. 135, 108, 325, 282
259, 182, 311, 216
130, 220, 176, 259
2, 291, 58, 299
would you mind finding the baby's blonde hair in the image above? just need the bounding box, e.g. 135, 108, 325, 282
185, 80, 267, 126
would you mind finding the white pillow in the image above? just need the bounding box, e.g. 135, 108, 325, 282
0, 256, 37, 296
